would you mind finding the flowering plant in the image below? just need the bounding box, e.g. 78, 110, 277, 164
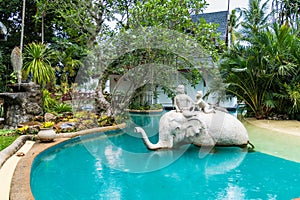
17, 125, 29, 135
41, 121, 55, 128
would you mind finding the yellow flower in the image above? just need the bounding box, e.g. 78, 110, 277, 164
17, 125, 29, 134
18, 125, 28, 131
42, 121, 54, 128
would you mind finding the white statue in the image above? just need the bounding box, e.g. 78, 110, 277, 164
174, 85, 195, 117
135, 85, 253, 150
195, 91, 215, 114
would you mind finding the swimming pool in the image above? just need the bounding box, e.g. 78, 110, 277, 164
30, 114, 300, 199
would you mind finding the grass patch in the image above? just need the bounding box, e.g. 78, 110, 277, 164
0, 130, 18, 151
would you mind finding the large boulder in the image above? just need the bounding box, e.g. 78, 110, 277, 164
44, 113, 57, 122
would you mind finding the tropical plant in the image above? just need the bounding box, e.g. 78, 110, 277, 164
43, 89, 58, 112
257, 24, 299, 115
16, 125, 29, 135
272, 0, 300, 29
98, 115, 115, 126
284, 83, 300, 114
23, 42, 56, 86
220, 46, 275, 119
221, 20, 300, 118
228, 9, 242, 45
218, 0, 300, 119
53, 103, 72, 113
56, 45, 83, 89
237, 0, 272, 40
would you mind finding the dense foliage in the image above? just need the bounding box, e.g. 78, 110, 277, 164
221, 0, 300, 119
0, 0, 219, 97
0, 51, 16, 92
0, 0, 299, 119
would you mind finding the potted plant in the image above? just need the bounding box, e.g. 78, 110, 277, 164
38, 121, 56, 142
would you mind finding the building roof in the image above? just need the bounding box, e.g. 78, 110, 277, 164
191, 11, 228, 40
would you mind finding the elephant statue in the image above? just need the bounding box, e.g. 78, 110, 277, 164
135, 110, 252, 150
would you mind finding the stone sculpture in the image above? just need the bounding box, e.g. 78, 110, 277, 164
135, 85, 252, 150
174, 85, 195, 117
195, 90, 215, 114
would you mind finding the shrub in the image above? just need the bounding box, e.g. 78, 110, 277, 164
43, 89, 58, 112
54, 103, 72, 113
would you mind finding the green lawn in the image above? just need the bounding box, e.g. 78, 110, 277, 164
0, 130, 18, 151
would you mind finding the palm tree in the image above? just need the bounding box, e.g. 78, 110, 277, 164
228, 9, 242, 46
58, 47, 83, 93
220, 0, 300, 119
238, 0, 272, 40
221, 22, 300, 118
272, 0, 300, 29
259, 24, 297, 76
221, 43, 275, 119
23, 42, 55, 87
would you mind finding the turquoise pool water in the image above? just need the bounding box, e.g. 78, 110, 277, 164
31, 113, 300, 199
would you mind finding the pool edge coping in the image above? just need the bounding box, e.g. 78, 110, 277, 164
8, 123, 126, 200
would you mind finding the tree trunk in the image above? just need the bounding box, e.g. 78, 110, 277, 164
41, 11, 45, 43
20, 0, 26, 53
95, 79, 113, 117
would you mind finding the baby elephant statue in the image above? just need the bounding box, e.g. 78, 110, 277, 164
135, 109, 252, 150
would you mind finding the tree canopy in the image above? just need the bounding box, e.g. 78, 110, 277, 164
1, 0, 298, 119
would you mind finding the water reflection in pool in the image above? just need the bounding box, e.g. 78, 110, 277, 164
31, 113, 300, 200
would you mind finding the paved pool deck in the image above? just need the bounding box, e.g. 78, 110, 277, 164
0, 124, 126, 200
0, 119, 299, 199
0, 141, 35, 200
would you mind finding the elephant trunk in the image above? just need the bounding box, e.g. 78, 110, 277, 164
134, 127, 163, 150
